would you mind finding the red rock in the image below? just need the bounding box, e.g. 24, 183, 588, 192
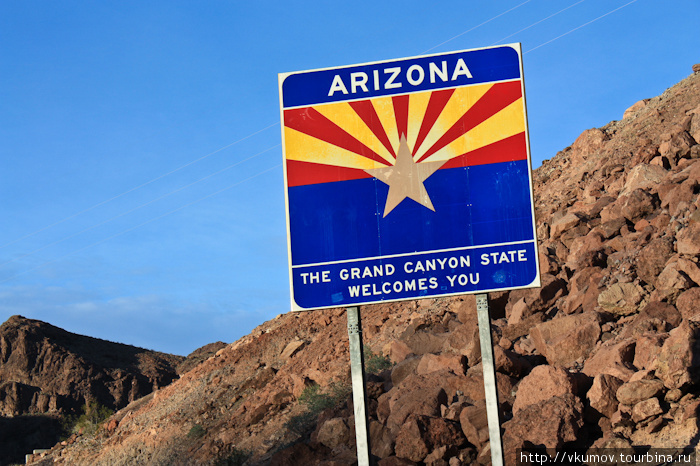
280, 339, 306, 359
597, 282, 645, 315
587, 374, 624, 419
317, 417, 350, 449
493, 345, 531, 378
382, 340, 414, 364
384, 374, 448, 432
512, 365, 575, 414
416, 354, 466, 376
616, 379, 664, 405
655, 320, 700, 389
655, 259, 695, 301
551, 212, 583, 239
571, 128, 608, 162
562, 267, 605, 314
619, 301, 681, 339
566, 231, 605, 270
621, 164, 667, 195
631, 397, 663, 423
633, 334, 668, 371
675, 287, 700, 320
659, 131, 695, 162
503, 394, 584, 451
394, 415, 465, 463
370, 420, 395, 459
677, 258, 700, 286
582, 339, 636, 382
623, 99, 649, 120
636, 237, 674, 286
677, 221, 700, 256
459, 400, 488, 450
531, 312, 601, 366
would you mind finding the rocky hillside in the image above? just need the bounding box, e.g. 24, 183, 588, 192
0, 315, 185, 464
27, 66, 700, 465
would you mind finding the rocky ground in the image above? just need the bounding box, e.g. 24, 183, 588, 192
21, 66, 700, 465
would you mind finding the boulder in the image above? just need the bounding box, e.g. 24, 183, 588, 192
493, 345, 531, 378
503, 394, 584, 451
623, 99, 649, 120
675, 287, 700, 320
382, 340, 413, 364
562, 267, 605, 314
597, 282, 645, 315
616, 379, 664, 406
384, 374, 448, 432
636, 237, 674, 286
587, 374, 624, 419
317, 417, 350, 449
582, 339, 636, 382
531, 312, 601, 366
677, 222, 700, 256
394, 415, 465, 463
551, 212, 584, 239
512, 365, 576, 414
633, 334, 668, 371
655, 259, 695, 301
618, 301, 680, 339
631, 397, 663, 423
621, 164, 667, 195
416, 354, 466, 376
459, 400, 488, 450
655, 320, 700, 389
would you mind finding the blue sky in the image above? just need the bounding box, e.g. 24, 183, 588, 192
1, 0, 698, 355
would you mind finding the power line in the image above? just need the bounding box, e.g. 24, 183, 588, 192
0, 144, 280, 269
1, 164, 281, 284
0, 121, 279, 251
490, 0, 587, 46
525, 0, 639, 53
421, 0, 532, 54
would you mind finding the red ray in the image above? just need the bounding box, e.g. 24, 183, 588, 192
392, 95, 409, 140
440, 132, 527, 169
284, 107, 389, 166
349, 100, 396, 159
286, 160, 373, 187
412, 88, 455, 156
417, 80, 522, 162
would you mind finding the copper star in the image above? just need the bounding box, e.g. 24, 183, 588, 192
365, 135, 446, 217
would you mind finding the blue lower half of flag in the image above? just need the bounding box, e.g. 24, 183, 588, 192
288, 159, 535, 266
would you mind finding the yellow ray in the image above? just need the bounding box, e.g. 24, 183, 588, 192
314, 101, 395, 164
406, 91, 431, 159
413, 83, 493, 161
422, 97, 526, 162
371, 96, 400, 154
284, 126, 389, 170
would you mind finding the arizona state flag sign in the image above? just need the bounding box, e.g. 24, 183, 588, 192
280, 44, 540, 311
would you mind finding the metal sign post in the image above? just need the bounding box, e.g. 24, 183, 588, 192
476, 293, 504, 466
346, 306, 371, 465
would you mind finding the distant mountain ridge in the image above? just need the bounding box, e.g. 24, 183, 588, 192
0, 314, 184, 416
0, 314, 190, 464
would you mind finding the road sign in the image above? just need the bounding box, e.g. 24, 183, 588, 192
279, 44, 540, 311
